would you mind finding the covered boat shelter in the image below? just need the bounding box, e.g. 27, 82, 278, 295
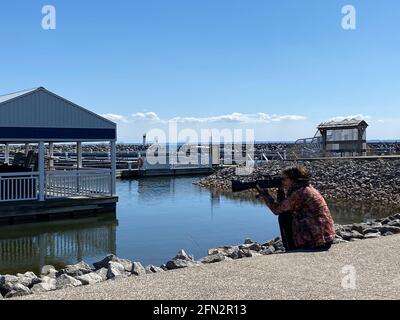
0, 87, 117, 221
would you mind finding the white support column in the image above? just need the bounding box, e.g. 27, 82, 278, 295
49, 142, 54, 169
25, 143, 30, 156
77, 142, 82, 169
4, 143, 10, 164
39, 141, 45, 201
110, 140, 116, 196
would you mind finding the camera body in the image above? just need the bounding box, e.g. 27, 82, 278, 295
231, 176, 282, 193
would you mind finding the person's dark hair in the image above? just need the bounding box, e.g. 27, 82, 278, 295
282, 165, 310, 183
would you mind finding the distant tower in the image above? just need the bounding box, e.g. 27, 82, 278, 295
143, 134, 147, 147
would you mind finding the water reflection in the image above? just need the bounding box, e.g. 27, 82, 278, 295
137, 177, 178, 201
0, 213, 117, 275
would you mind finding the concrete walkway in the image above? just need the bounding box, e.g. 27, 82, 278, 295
18, 234, 400, 300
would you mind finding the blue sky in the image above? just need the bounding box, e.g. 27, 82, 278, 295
0, 0, 399, 142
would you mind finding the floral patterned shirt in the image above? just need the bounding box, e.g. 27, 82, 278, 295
264, 185, 336, 248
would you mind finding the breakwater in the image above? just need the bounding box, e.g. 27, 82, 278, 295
195, 159, 400, 205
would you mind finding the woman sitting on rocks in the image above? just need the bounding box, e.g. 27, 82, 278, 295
256, 165, 336, 252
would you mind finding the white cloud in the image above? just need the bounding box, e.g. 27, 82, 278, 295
132, 112, 161, 122
101, 113, 129, 123
103, 111, 307, 124
328, 114, 372, 122
169, 112, 307, 124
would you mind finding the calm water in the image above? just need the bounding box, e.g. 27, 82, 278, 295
0, 177, 397, 275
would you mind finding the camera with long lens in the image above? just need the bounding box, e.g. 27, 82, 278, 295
231, 175, 282, 193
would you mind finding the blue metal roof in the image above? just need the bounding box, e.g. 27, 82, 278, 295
0, 87, 40, 104
0, 87, 117, 141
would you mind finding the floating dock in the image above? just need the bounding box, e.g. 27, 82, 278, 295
118, 167, 214, 179
0, 196, 118, 224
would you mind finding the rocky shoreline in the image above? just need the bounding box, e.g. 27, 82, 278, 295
195, 159, 400, 205
1, 213, 400, 299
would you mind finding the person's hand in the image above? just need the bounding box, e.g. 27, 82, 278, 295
277, 187, 286, 202
256, 184, 269, 199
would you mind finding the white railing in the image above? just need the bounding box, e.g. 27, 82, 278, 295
46, 169, 112, 199
0, 172, 39, 202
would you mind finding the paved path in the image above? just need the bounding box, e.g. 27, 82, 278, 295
17, 234, 400, 300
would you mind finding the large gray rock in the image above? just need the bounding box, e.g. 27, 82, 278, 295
17, 272, 41, 288
95, 268, 108, 281
363, 228, 380, 235
160, 264, 168, 271
0, 275, 20, 296
31, 277, 57, 293
57, 261, 92, 277
351, 223, 368, 234
273, 239, 285, 251
93, 254, 117, 269
4, 283, 32, 298
249, 243, 262, 252
262, 239, 276, 247
338, 231, 353, 241
106, 261, 126, 279
76, 272, 103, 285
131, 262, 146, 276
333, 236, 347, 244
173, 250, 194, 261
260, 246, 276, 255
350, 230, 364, 239
93, 254, 133, 272
379, 226, 400, 234
165, 259, 199, 270
151, 266, 165, 273
364, 232, 381, 239
228, 247, 240, 259
387, 220, 400, 227
41, 265, 57, 277
208, 246, 236, 257
145, 265, 164, 274
56, 274, 82, 290
201, 254, 226, 264
116, 259, 133, 272
238, 248, 253, 258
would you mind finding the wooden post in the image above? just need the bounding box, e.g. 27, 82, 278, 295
39, 141, 45, 201
110, 140, 116, 196
320, 129, 327, 157
358, 127, 364, 156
